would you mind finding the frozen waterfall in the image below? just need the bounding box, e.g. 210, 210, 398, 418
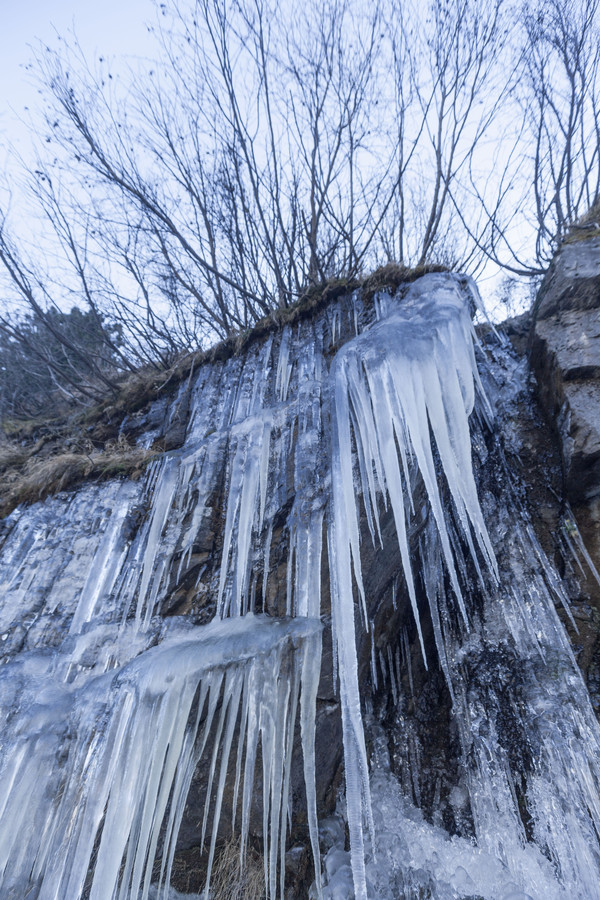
0, 273, 600, 899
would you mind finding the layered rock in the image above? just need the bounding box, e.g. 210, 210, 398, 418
528, 235, 600, 692
531, 236, 600, 502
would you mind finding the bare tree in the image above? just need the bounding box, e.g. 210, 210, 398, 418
3, 0, 595, 404
464, 0, 600, 275
40, 3, 503, 282
524, 0, 600, 263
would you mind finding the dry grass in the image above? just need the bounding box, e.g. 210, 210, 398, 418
361, 261, 448, 301
576, 201, 600, 227
0, 440, 31, 472
1, 415, 64, 439
208, 839, 265, 900
0, 443, 158, 519
563, 202, 600, 244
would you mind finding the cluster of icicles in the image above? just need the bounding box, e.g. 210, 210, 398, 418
1, 273, 600, 899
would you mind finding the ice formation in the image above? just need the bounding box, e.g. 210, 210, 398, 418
321, 338, 600, 900
329, 276, 500, 897
1, 272, 600, 899
0, 615, 320, 900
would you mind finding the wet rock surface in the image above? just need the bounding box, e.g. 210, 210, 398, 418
502, 236, 600, 714
528, 233, 600, 706
530, 236, 600, 512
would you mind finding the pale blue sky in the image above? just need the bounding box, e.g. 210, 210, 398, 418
0, 0, 155, 155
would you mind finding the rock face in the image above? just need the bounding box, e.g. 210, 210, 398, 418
527, 234, 600, 709
530, 236, 600, 590
534, 235, 600, 319
4, 262, 600, 899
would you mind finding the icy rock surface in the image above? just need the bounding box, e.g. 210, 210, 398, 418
0, 290, 350, 899
2, 273, 600, 899
321, 328, 600, 899
0, 613, 321, 900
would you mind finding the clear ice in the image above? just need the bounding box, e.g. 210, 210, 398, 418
1, 273, 600, 899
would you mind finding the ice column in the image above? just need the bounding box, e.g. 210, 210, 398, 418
329, 274, 497, 899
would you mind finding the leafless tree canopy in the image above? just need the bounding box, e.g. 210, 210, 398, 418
0, 0, 598, 415
478, 0, 600, 273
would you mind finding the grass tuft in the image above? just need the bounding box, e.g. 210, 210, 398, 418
563, 202, 600, 244
0, 443, 158, 519
208, 839, 265, 900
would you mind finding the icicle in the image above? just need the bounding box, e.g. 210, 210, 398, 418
402, 628, 415, 704
217, 413, 273, 618
69, 490, 133, 633
326, 510, 374, 900
351, 293, 361, 336
560, 504, 600, 588
288, 507, 325, 618
329, 306, 341, 346
373, 291, 391, 322
394, 645, 402, 694
276, 327, 293, 402
328, 274, 499, 898
370, 623, 378, 691
251, 335, 275, 414
0, 615, 322, 900
133, 456, 181, 627
387, 646, 398, 706
379, 649, 387, 685
262, 522, 274, 610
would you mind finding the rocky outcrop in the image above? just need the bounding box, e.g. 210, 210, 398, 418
531, 235, 600, 494
527, 234, 600, 708
534, 235, 600, 320
529, 236, 600, 585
